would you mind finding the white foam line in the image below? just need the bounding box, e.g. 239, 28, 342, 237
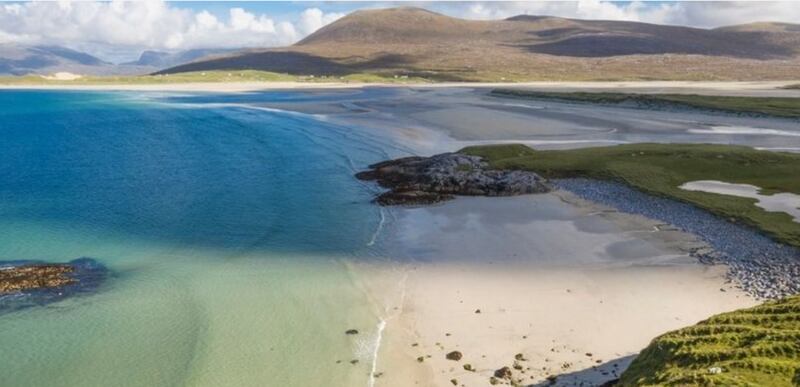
367, 271, 409, 387
368, 319, 387, 387
367, 207, 386, 247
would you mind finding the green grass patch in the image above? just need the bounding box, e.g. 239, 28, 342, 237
618, 295, 800, 386
460, 143, 800, 247
490, 89, 800, 119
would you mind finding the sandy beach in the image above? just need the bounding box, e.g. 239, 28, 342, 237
351, 193, 756, 386
2, 80, 799, 95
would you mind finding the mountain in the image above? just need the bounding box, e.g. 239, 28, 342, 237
0, 44, 114, 76
158, 7, 800, 81
0, 45, 232, 76
123, 49, 235, 69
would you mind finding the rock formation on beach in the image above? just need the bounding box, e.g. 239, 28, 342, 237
355, 152, 550, 205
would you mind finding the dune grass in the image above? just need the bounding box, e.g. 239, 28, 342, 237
618, 295, 800, 386
490, 89, 800, 119
0, 70, 432, 86
460, 143, 800, 247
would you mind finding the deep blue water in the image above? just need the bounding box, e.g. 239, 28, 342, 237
0, 90, 401, 254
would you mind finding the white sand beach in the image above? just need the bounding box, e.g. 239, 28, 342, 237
2, 80, 799, 96
351, 194, 756, 387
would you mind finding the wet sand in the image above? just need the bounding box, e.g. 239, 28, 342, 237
356, 194, 756, 387
249, 86, 800, 154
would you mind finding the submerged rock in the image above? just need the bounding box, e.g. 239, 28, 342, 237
0, 258, 108, 313
494, 366, 513, 380
446, 351, 463, 361
356, 153, 550, 206
0, 264, 75, 294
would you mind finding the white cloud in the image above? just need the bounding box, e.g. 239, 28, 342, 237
0, 0, 344, 61
2, 1, 800, 63
437, 1, 800, 28
298, 8, 346, 36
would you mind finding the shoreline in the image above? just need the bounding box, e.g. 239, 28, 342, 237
352, 192, 757, 387
1, 80, 800, 95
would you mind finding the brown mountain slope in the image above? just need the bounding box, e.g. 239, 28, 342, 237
158, 7, 800, 81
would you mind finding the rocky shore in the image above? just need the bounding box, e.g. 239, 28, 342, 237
357, 152, 800, 299
355, 153, 550, 205
0, 258, 108, 313
556, 178, 800, 299
0, 264, 76, 294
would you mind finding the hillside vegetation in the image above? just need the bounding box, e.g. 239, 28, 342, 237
460, 143, 800, 247
490, 89, 800, 119
618, 295, 800, 386
159, 7, 800, 81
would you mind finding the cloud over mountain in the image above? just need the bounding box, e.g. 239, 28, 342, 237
0, 1, 344, 61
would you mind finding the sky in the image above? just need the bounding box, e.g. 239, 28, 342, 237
1, 1, 800, 63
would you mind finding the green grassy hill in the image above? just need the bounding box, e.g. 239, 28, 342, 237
618, 295, 800, 386
460, 143, 800, 247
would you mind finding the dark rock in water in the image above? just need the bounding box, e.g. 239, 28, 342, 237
0, 264, 75, 294
345, 329, 359, 335
446, 351, 463, 361
494, 366, 513, 380
356, 153, 550, 206
0, 258, 108, 313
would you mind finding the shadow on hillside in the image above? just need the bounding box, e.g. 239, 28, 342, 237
527, 355, 635, 387
509, 31, 794, 59
156, 51, 418, 76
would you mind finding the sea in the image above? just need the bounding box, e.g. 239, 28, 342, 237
0, 90, 409, 387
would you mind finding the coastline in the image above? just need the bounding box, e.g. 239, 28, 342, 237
352, 193, 756, 387
1, 80, 800, 95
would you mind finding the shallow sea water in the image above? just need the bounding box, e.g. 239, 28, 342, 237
0, 90, 412, 387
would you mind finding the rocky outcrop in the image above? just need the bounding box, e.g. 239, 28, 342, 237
0, 258, 108, 313
0, 264, 75, 294
356, 153, 550, 205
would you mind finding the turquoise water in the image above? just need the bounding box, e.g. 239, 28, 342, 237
0, 90, 408, 386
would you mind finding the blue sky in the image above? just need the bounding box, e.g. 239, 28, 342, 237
1, 1, 798, 62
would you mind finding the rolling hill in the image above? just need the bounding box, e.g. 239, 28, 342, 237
0, 45, 231, 76
122, 49, 235, 69
0, 44, 114, 76
158, 7, 800, 81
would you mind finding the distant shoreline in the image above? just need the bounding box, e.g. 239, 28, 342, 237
2, 80, 800, 95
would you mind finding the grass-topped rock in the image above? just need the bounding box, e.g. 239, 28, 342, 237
619, 295, 800, 386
